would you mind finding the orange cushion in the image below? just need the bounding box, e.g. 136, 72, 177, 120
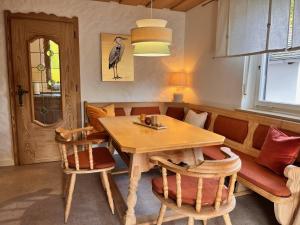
67, 147, 115, 169
213, 116, 248, 143
86, 104, 115, 132
130, 106, 160, 115
152, 175, 228, 206
86, 105, 107, 132
256, 128, 300, 175
201, 146, 291, 197
166, 107, 185, 121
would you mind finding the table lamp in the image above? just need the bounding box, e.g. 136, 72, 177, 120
169, 72, 187, 102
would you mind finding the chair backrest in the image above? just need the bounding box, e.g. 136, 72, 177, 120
55, 127, 102, 171
150, 147, 241, 213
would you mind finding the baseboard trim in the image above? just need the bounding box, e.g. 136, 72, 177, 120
0, 159, 15, 167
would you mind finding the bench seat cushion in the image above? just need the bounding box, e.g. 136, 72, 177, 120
201, 146, 291, 197
152, 175, 228, 206
67, 147, 115, 170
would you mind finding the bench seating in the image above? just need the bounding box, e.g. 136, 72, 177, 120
188, 104, 300, 225
83, 101, 300, 225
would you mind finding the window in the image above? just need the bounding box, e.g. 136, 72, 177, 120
242, 0, 300, 116
258, 51, 300, 106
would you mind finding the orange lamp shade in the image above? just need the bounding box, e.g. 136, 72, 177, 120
169, 72, 187, 87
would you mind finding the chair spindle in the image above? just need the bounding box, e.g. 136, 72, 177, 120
227, 173, 237, 203
176, 173, 182, 207
88, 144, 94, 170
73, 144, 80, 171
162, 167, 168, 199
195, 177, 203, 212
215, 176, 225, 210
62, 144, 69, 169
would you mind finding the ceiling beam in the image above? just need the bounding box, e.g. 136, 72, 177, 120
92, 0, 207, 12
172, 0, 207, 11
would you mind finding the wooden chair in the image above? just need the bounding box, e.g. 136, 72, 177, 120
150, 147, 241, 225
55, 126, 115, 223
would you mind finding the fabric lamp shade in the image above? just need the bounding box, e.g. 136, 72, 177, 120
169, 72, 187, 87
131, 19, 172, 57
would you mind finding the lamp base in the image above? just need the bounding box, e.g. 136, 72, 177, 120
173, 93, 183, 103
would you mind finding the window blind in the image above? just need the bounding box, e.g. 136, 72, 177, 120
292, 0, 300, 50
215, 0, 292, 57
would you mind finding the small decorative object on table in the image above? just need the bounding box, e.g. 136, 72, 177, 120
145, 117, 151, 125
134, 115, 166, 130
140, 114, 146, 122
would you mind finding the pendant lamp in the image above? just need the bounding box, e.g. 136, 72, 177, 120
131, 1, 172, 57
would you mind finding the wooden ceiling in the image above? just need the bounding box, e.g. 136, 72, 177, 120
96, 0, 211, 12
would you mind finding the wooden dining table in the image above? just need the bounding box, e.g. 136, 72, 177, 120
99, 115, 225, 225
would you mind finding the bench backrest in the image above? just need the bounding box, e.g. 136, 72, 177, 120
83, 101, 300, 162
188, 104, 300, 163
83, 101, 166, 125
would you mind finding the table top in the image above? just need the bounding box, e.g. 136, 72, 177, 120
99, 115, 225, 154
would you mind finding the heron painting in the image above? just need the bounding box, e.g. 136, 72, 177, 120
101, 33, 134, 81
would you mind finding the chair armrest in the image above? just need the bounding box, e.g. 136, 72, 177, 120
284, 165, 300, 195
55, 126, 94, 141
65, 126, 94, 134
150, 156, 192, 176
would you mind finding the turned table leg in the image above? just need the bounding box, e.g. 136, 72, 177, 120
124, 154, 142, 225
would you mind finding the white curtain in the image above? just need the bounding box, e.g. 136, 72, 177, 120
292, 0, 300, 49
215, 0, 292, 57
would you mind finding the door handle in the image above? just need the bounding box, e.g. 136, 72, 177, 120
16, 85, 29, 106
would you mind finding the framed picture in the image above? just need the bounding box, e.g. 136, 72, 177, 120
101, 33, 134, 81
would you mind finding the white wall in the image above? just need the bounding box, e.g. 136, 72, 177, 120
184, 1, 245, 108
0, 0, 185, 165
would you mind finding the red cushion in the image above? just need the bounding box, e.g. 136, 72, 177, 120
115, 107, 126, 116
253, 125, 300, 150
213, 116, 248, 143
67, 147, 115, 169
201, 146, 291, 197
256, 128, 300, 175
152, 175, 228, 206
130, 106, 160, 115
166, 107, 185, 121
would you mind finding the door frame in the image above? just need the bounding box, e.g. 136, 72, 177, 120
4, 11, 81, 165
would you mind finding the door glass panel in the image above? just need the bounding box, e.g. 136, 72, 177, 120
29, 38, 62, 125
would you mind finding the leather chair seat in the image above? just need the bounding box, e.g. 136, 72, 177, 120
152, 175, 228, 206
67, 147, 115, 169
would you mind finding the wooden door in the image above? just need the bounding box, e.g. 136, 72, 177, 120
5, 12, 81, 165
